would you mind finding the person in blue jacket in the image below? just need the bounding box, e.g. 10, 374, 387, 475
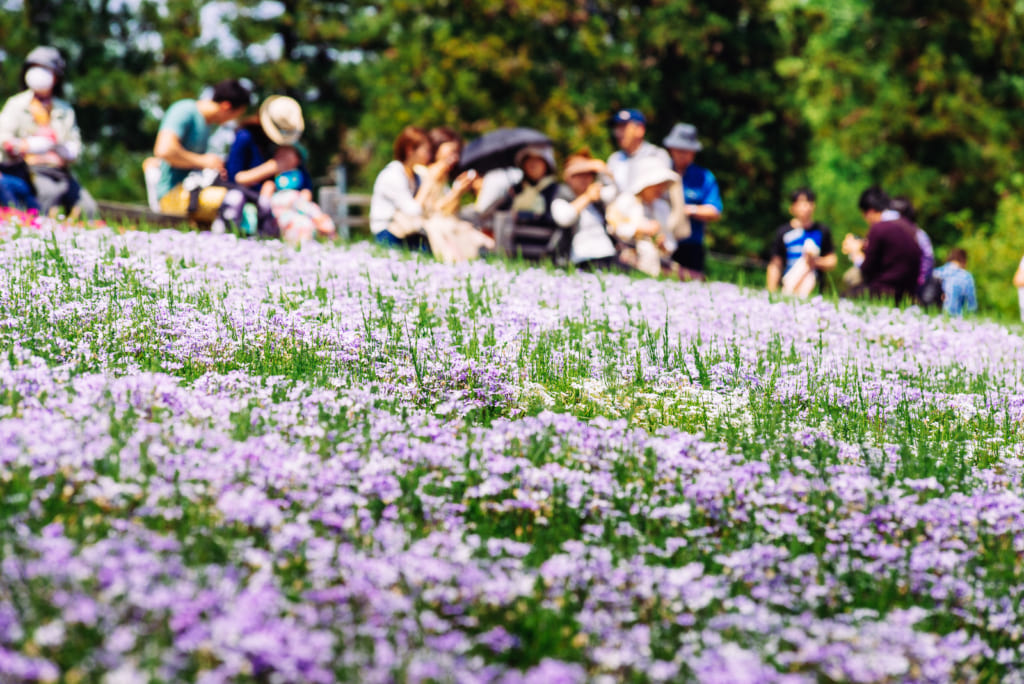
663, 123, 722, 280
222, 95, 309, 234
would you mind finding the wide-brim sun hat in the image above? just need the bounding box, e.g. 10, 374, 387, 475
260, 95, 305, 146
629, 158, 680, 196
663, 123, 703, 151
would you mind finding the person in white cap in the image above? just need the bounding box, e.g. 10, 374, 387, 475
606, 156, 689, 278
153, 78, 252, 222
0, 46, 98, 218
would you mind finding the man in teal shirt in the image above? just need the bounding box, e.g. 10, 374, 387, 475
153, 79, 251, 222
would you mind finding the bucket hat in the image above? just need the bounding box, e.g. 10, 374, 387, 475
663, 123, 703, 151
25, 46, 66, 76
563, 154, 605, 179
514, 144, 556, 174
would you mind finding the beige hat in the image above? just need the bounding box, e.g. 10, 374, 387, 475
563, 154, 606, 179
259, 95, 304, 145
629, 157, 679, 195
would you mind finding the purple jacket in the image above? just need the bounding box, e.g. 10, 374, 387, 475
861, 217, 922, 303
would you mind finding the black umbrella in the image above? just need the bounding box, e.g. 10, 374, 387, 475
455, 127, 552, 176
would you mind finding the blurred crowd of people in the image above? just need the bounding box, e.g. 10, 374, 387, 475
368, 109, 722, 281
0, 46, 997, 318
767, 185, 976, 317
1, 48, 336, 247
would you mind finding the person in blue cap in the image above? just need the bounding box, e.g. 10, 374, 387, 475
606, 108, 671, 195
663, 122, 722, 279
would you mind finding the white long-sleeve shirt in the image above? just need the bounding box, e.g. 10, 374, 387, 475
551, 197, 616, 263
369, 160, 422, 234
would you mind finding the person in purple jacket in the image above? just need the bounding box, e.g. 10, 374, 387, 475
842, 186, 922, 305
889, 196, 936, 305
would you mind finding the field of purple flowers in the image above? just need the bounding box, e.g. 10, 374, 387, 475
1, 222, 1024, 682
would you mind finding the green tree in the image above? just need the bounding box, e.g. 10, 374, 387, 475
1, 0, 233, 201
773, 0, 1024, 247
337, 0, 802, 256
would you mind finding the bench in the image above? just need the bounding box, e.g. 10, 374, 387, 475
316, 188, 370, 240
96, 161, 365, 233
96, 199, 190, 228
93, 156, 196, 228
491, 211, 570, 264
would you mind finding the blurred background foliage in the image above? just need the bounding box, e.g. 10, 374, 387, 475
3, 0, 1024, 318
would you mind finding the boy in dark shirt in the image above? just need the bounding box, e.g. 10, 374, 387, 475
767, 187, 836, 295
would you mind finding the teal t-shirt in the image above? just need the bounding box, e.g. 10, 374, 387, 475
156, 99, 210, 199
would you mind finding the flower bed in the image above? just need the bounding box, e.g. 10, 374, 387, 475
1, 225, 1023, 682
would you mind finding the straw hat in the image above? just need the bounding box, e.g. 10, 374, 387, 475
628, 158, 680, 195
259, 95, 305, 145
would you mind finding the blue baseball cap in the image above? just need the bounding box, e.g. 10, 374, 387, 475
612, 108, 646, 125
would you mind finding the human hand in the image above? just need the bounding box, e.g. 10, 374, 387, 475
636, 218, 661, 237
583, 181, 604, 203
452, 169, 476, 194
199, 153, 226, 175
426, 158, 454, 183
30, 150, 64, 167
2, 139, 26, 157
841, 233, 862, 255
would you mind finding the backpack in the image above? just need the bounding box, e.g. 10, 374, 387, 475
919, 274, 943, 308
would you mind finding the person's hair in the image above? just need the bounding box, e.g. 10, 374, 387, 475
948, 247, 967, 265
393, 126, 430, 162
889, 195, 916, 222
858, 186, 890, 213
789, 187, 816, 203
428, 126, 462, 159
211, 79, 252, 109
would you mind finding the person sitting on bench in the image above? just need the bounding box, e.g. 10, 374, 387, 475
496, 144, 562, 228
0, 46, 97, 218
152, 79, 251, 224
220, 95, 309, 235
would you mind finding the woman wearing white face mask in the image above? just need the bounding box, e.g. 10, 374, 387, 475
0, 46, 97, 218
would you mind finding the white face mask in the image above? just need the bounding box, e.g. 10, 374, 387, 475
25, 66, 55, 95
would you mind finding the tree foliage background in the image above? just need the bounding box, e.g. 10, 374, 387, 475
3, 0, 1024, 316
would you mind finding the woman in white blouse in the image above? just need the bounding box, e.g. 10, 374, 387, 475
369, 126, 443, 249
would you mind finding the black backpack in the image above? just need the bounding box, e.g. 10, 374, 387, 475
919, 274, 943, 308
